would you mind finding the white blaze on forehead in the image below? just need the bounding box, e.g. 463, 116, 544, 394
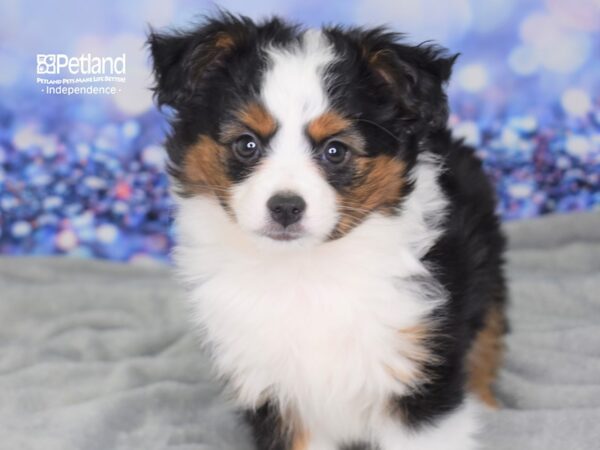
227, 29, 340, 243
261, 29, 335, 142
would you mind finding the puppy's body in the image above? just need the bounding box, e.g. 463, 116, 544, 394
150, 13, 506, 450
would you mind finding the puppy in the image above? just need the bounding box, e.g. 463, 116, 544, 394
149, 12, 506, 450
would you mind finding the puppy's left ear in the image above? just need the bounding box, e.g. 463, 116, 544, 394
363, 32, 458, 131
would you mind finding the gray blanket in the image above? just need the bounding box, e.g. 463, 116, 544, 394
1, 212, 600, 450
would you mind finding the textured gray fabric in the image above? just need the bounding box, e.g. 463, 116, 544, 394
1, 211, 599, 449
479, 211, 600, 449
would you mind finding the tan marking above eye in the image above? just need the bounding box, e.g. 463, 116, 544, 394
235, 102, 277, 139
307, 111, 365, 154
307, 111, 351, 142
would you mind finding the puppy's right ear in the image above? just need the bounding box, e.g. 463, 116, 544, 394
147, 31, 194, 108
147, 15, 250, 109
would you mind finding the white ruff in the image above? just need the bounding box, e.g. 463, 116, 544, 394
173, 156, 455, 444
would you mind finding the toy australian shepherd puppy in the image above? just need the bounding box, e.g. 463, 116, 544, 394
149, 12, 507, 450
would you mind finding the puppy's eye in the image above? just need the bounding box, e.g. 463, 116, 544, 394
233, 135, 262, 162
322, 141, 349, 165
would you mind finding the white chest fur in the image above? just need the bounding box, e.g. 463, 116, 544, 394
173, 159, 447, 441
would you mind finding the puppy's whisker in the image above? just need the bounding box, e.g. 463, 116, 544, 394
337, 205, 374, 214
355, 118, 404, 143
181, 182, 232, 194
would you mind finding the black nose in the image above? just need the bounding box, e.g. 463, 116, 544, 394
267, 193, 306, 227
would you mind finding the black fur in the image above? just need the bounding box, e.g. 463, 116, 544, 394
149, 12, 506, 450
393, 133, 507, 429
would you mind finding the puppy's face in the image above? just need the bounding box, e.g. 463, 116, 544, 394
149, 15, 455, 247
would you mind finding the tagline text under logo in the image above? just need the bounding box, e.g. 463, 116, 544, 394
36, 53, 127, 95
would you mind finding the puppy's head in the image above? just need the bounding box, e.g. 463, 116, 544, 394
149, 13, 455, 247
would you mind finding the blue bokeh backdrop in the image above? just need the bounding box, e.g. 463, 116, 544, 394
0, 0, 599, 262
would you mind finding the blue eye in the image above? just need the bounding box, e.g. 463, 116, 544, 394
323, 141, 348, 165
233, 135, 261, 162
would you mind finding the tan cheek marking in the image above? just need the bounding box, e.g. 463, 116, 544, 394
332, 155, 406, 238
354, 155, 406, 211
237, 102, 277, 139
181, 135, 232, 205
307, 111, 352, 143
467, 304, 506, 408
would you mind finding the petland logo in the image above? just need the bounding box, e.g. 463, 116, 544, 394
36, 53, 127, 95
37, 54, 126, 75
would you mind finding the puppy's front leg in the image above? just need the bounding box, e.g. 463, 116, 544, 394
245, 402, 289, 450
245, 403, 338, 450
